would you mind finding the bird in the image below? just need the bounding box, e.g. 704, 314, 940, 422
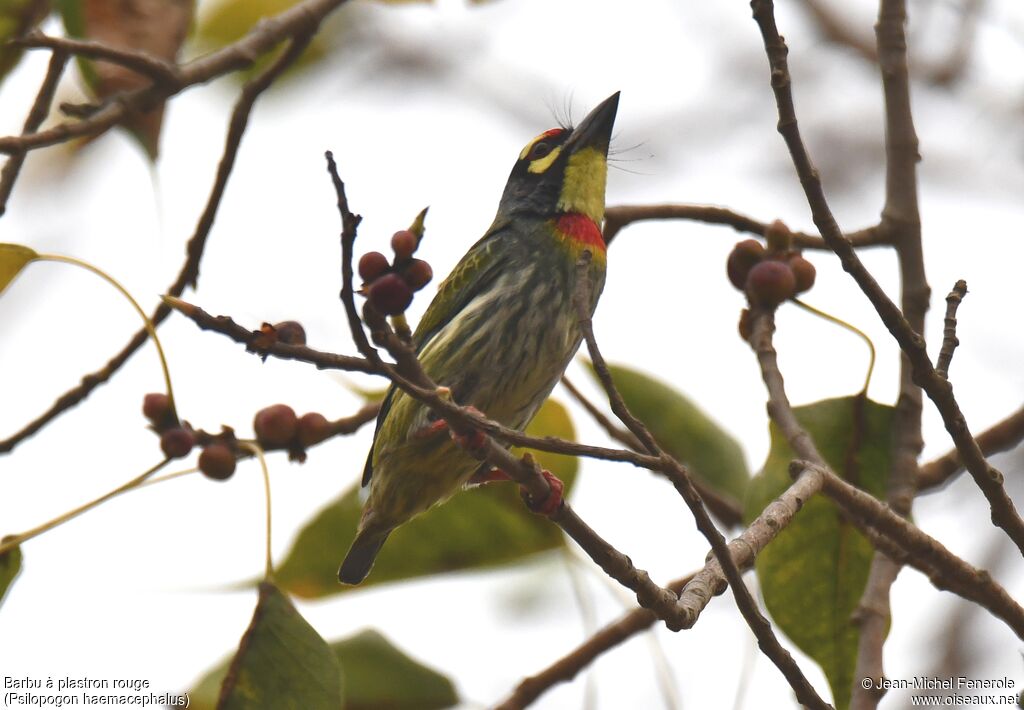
339, 92, 620, 585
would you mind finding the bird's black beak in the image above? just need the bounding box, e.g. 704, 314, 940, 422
566, 92, 620, 155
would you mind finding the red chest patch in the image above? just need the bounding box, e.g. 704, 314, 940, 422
555, 213, 606, 252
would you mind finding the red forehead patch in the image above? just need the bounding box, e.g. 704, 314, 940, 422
540, 128, 565, 139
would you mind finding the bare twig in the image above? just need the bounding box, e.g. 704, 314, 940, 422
936, 280, 967, 379
0, 34, 314, 455
560, 374, 744, 527
802, 461, 1024, 639
748, 0, 1024, 558
918, 404, 1024, 491
0, 0, 348, 155
561, 375, 643, 451
603, 203, 888, 249
576, 255, 830, 709
13, 30, 180, 87
324, 151, 380, 366
0, 49, 68, 217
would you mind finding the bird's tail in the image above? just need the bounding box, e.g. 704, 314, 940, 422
338, 526, 391, 585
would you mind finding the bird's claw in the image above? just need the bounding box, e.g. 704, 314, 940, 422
449, 406, 487, 452
521, 469, 564, 516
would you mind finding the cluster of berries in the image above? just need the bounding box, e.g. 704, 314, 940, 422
726, 221, 816, 307
358, 229, 433, 315
143, 394, 334, 481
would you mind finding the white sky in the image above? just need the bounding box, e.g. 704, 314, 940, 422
1, 0, 1023, 707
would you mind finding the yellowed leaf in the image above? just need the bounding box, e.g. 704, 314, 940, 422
0, 243, 38, 296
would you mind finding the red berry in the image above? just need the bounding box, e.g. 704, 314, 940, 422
160, 428, 195, 459
368, 273, 413, 315
358, 251, 390, 283
738, 309, 753, 341
143, 392, 172, 422
402, 259, 433, 291
199, 443, 237, 481
391, 230, 418, 260
298, 412, 331, 447
746, 260, 797, 307
788, 254, 816, 293
273, 321, 306, 346
254, 404, 298, 448
727, 239, 765, 290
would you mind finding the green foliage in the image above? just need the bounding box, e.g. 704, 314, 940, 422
188, 598, 457, 709
586, 362, 749, 501
213, 582, 344, 709
744, 396, 893, 710
0, 0, 50, 86
276, 398, 578, 597
0, 539, 23, 611
0, 243, 37, 296
331, 630, 457, 710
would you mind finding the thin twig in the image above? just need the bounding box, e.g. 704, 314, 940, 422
14, 30, 180, 87
324, 151, 379, 365
749, 0, 1024, 559
0, 34, 315, 455
602, 203, 888, 249
0, 49, 68, 217
801, 460, 1024, 639
917, 404, 1024, 491
936, 280, 967, 379
0, 0, 348, 155
561, 375, 643, 451
560, 374, 744, 527
576, 255, 830, 709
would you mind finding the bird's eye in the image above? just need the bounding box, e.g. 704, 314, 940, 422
528, 142, 552, 160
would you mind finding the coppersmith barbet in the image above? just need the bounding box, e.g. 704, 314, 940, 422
339, 92, 620, 584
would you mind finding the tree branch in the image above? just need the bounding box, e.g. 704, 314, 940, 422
603, 203, 888, 249
0, 0, 350, 155
13, 30, 180, 87
575, 254, 830, 709
917, 404, 1024, 491
748, 0, 1024, 559
0, 33, 314, 455
0, 49, 68, 217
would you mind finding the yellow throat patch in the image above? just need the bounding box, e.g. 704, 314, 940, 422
556, 147, 607, 224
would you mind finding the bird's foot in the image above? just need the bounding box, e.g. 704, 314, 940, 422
413, 418, 449, 440
448, 406, 487, 452
521, 469, 565, 516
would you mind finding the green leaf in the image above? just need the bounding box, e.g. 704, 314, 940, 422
0, 538, 23, 611
211, 582, 343, 710
190, 627, 457, 710
331, 630, 457, 710
744, 396, 893, 710
0, 0, 50, 87
585, 362, 749, 501
0, 243, 38, 296
276, 398, 578, 597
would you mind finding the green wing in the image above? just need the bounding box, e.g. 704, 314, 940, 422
361, 218, 512, 486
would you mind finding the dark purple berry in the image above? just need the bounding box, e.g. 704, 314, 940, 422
273, 321, 306, 346
298, 412, 331, 447
160, 428, 195, 459
764, 219, 793, 253
788, 254, 817, 293
143, 392, 172, 422
199, 443, 237, 480
391, 230, 418, 260
727, 239, 765, 290
403, 259, 433, 291
747, 260, 797, 307
368, 273, 413, 315
254, 404, 298, 448
358, 251, 390, 283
